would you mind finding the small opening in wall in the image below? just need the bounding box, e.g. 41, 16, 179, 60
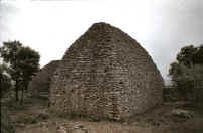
137, 84, 140, 88
119, 81, 123, 85
66, 74, 69, 78
137, 73, 141, 77
104, 68, 108, 73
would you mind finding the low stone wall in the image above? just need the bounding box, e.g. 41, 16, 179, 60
28, 60, 60, 97
1, 107, 15, 133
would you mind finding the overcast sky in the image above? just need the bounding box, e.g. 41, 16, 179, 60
0, 0, 203, 81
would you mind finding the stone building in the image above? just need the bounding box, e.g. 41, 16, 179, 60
28, 60, 60, 97
49, 22, 164, 120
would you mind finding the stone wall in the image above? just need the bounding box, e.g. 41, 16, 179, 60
49, 22, 164, 120
1, 107, 15, 133
28, 60, 60, 97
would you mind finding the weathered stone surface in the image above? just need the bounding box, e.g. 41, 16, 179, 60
28, 60, 60, 97
49, 22, 164, 120
1, 107, 15, 133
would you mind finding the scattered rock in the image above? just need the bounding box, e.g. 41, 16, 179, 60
172, 109, 194, 119
71, 125, 88, 133
56, 125, 67, 133
36, 112, 49, 120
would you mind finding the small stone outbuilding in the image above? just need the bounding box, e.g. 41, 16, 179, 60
49, 22, 164, 120
28, 60, 60, 97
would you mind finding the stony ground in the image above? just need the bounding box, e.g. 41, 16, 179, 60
4, 96, 203, 133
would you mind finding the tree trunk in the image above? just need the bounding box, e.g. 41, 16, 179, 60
15, 82, 19, 101
20, 86, 24, 105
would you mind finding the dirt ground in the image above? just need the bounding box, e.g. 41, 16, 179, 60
5, 96, 203, 133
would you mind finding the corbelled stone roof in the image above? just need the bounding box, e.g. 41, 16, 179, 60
49, 22, 164, 120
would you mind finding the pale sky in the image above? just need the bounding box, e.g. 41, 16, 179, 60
0, 0, 203, 81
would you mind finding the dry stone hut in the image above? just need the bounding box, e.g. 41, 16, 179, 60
28, 60, 60, 97
49, 22, 164, 120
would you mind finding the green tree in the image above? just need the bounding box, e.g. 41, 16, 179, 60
193, 45, 203, 64
17, 47, 40, 103
176, 45, 197, 68
169, 44, 203, 102
0, 41, 40, 102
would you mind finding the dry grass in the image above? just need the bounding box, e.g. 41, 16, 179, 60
5, 97, 203, 133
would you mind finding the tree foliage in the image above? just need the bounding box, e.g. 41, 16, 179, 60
0, 41, 40, 102
169, 44, 203, 102
193, 45, 203, 64
176, 45, 197, 68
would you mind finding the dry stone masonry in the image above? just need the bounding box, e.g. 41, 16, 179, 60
28, 60, 60, 97
49, 22, 164, 120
